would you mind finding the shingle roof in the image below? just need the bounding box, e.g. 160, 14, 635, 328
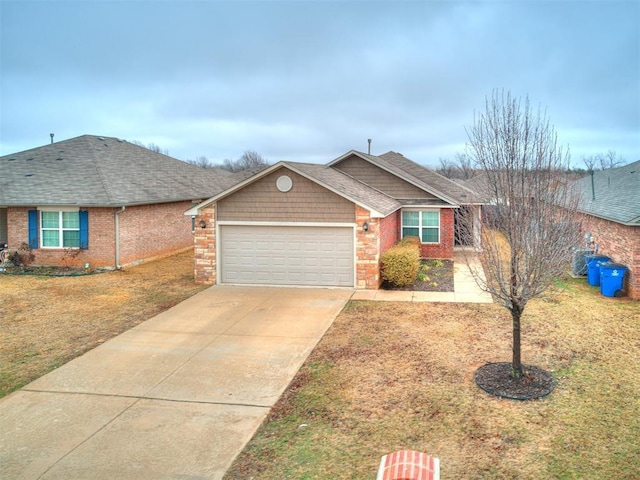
187, 149, 489, 217
0, 135, 233, 207
574, 160, 640, 225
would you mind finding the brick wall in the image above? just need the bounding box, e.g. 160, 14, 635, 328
193, 205, 216, 284
419, 208, 455, 259
6, 201, 195, 268
578, 212, 639, 299
380, 210, 400, 254
118, 202, 195, 266
6, 207, 28, 254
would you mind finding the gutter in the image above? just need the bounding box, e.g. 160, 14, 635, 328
114, 206, 126, 268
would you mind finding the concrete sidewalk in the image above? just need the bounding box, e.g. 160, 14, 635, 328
0, 286, 352, 480
352, 250, 493, 303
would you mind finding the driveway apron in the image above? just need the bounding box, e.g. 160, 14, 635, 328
0, 286, 353, 480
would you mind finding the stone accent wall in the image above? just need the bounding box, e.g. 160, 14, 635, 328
193, 205, 216, 284
578, 212, 639, 299
419, 208, 455, 259
355, 205, 381, 289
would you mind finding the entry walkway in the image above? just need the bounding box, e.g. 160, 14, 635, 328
352, 250, 493, 303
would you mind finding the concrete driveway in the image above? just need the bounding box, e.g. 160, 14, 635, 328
0, 286, 352, 480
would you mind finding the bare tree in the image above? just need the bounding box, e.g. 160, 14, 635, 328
459, 91, 582, 391
436, 157, 456, 178
582, 154, 598, 172
221, 150, 270, 173
600, 150, 625, 170
583, 150, 625, 171
454, 152, 475, 180
185, 156, 216, 169
436, 154, 475, 179
130, 140, 169, 156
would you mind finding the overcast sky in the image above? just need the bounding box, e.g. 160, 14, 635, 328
1, 0, 638, 167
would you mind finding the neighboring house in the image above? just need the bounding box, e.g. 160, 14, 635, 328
186, 150, 485, 288
0, 135, 232, 268
574, 160, 640, 299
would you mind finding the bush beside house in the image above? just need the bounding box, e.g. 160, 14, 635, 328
380, 237, 421, 287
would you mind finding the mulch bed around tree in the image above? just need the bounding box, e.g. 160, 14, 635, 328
381, 259, 454, 292
474, 362, 556, 400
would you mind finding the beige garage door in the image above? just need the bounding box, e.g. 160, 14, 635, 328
220, 225, 354, 287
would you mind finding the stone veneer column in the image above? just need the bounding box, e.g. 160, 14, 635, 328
194, 205, 216, 284
355, 205, 381, 289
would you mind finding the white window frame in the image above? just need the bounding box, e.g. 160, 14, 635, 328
401, 209, 440, 244
39, 208, 80, 249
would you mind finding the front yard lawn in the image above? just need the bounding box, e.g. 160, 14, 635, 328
2, 251, 638, 479
226, 278, 640, 479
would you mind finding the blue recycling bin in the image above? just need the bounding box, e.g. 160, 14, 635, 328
586, 255, 611, 286
599, 263, 628, 297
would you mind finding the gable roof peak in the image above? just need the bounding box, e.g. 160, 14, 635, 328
330, 148, 485, 205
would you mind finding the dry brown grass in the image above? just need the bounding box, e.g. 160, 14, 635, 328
226, 278, 640, 479
0, 250, 208, 397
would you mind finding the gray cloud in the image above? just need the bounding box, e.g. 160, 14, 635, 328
1, 1, 638, 166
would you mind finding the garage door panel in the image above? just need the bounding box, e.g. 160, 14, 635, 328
220, 225, 353, 287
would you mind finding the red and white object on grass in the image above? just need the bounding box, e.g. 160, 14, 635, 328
377, 450, 440, 480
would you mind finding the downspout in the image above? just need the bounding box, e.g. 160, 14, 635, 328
114, 206, 126, 269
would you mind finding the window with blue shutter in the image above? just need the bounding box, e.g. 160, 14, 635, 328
38, 210, 84, 248
79, 210, 89, 249
28, 210, 39, 249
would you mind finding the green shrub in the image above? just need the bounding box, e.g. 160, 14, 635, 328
381, 243, 420, 287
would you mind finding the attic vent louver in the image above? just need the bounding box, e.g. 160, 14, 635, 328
56, 157, 63, 161
8, 158, 16, 161
25, 173, 34, 177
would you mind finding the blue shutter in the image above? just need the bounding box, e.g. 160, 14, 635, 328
28, 210, 38, 249
79, 210, 89, 249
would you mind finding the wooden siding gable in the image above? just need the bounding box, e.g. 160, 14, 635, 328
217, 167, 355, 222
332, 154, 436, 199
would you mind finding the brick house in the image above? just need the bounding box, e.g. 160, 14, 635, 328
0, 135, 231, 268
574, 160, 640, 299
186, 150, 484, 288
